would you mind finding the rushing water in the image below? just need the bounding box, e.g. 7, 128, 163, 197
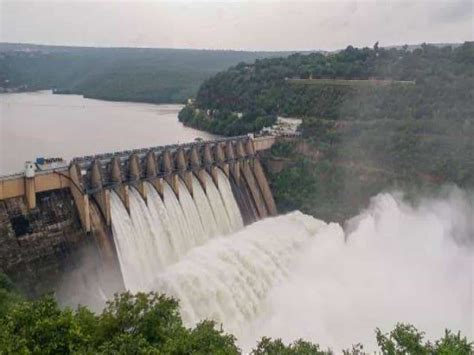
177, 178, 207, 245
111, 184, 473, 351
143, 182, 176, 264
154, 211, 324, 334
216, 168, 244, 231
110, 192, 151, 292
202, 171, 234, 234
191, 175, 220, 237
0, 91, 215, 174
111, 170, 245, 292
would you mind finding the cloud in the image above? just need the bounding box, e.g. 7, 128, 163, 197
1, 0, 472, 50
434, 0, 473, 22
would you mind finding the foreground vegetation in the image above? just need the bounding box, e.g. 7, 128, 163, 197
179, 42, 474, 221
0, 274, 471, 354
0, 43, 285, 104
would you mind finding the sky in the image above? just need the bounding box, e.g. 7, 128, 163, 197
1, 0, 473, 51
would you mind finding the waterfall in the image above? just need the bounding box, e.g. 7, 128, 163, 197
202, 171, 233, 234
128, 188, 166, 271
153, 212, 326, 336
144, 182, 176, 265
216, 169, 244, 230
162, 181, 195, 256
110, 169, 250, 293
231, 175, 259, 224
190, 175, 219, 237
110, 191, 153, 292
106, 170, 472, 353
176, 178, 207, 245
136, 191, 474, 352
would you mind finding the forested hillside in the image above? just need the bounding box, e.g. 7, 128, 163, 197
0, 43, 286, 103
179, 42, 474, 221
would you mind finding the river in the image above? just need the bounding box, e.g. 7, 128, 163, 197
0, 91, 215, 175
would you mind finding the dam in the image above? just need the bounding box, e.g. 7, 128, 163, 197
0, 135, 277, 297
1, 128, 472, 351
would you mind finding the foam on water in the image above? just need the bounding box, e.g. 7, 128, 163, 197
111, 177, 473, 352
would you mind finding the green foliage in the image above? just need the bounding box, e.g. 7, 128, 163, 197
270, 141, 296, 158
252, 337, 329, 354
95, 292, 184, 350
375, 323, 472, 355
178, 106, 277, 136
187, 43, 474, 221
0, 277, 471, 354
191, 42, 473, 121
0, 273, 22, 319
267, 155, 376, 222
0, 289, 238, 354
376, 323, 430, 354
0, 44, 287, 104
434, 330, 473, 355
178, 320, 239, 355
179, 43, 473, 134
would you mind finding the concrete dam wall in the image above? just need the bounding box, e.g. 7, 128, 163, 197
0, 136, 277, 299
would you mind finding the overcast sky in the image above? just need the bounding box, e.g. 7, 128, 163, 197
1, 0, 472, 51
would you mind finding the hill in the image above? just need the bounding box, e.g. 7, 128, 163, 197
0, 43, 290, 104
178, 42, 474, 221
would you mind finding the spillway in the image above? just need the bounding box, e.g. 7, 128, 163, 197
111, 185, 473, 352
215, 169, 244, 231
202, 171, 233, 234
110, 169, 250, 292
190, 175, 219, 237
110, 192, 152, 292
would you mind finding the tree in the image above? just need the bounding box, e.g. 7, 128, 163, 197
251, 337, 329, 355
0, 289, 239, 354
375, 323, 472, 355
0, 273, 472, 354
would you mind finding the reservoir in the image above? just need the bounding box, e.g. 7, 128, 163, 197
0, 91, 215, 175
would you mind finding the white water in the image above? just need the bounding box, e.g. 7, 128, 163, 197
153, 211, 325, 334
216, 169, 244, 231
110, 176, 472, 351
143, 182, 176, 265
128, 188, 167, 271
177, 178, 208, 245
191, 175, 220, 237
202, 170, 235, 234
110, 192, 153, 292
110, 172, 248, 293
149, 189, 473, 352
162, 181, 196, 256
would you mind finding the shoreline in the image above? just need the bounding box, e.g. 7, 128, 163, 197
0, 89, 186, 107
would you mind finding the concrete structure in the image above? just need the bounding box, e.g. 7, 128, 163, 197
0, 170, 71, 208
0, 135, 278, 233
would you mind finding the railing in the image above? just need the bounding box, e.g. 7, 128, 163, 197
0, 135, 266, 185
72, 135, 251, 167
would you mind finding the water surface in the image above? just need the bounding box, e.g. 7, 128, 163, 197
0, 91, 215, 174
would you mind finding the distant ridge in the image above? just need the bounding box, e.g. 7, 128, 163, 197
0, 43, 293, 103
0, 41, 465, 53
0, 42, 295, 54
